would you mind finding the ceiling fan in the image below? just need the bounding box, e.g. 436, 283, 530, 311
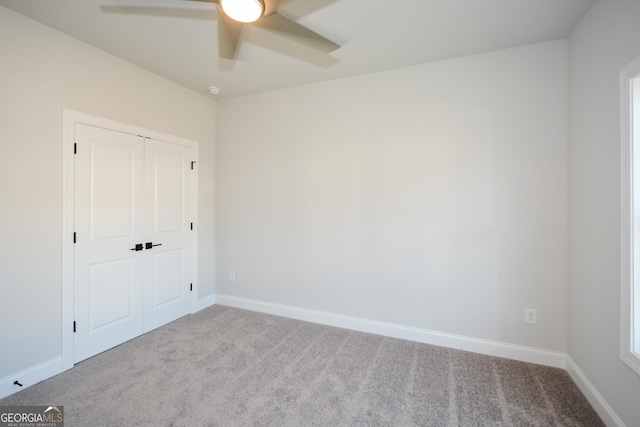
106, 0, 341, 61
194, 0, 340, 60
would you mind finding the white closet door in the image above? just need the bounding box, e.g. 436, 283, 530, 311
73, 124, 145, 363
143, 139, 193, 331
73, 125, 195, 364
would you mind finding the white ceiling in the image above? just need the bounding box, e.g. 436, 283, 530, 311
0, 0, 594, 99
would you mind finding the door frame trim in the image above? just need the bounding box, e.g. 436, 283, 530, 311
61, 109, 199, 370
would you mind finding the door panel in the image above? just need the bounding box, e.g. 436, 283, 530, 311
89, 259, 135, 330
152, 249, 185, 307
143, 139, 193, 331
90, 141, 135, 240
153, 152, 185, 233
74, 124, 144, 363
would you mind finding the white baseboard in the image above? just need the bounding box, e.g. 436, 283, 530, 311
566, 356, 626, 427
0, 357, 63, 400
5, 296, 598, 412
194, 293, 216, 313
215, 294, 566, 369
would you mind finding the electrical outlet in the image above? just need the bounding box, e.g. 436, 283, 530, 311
229, 270, 236, 282
525, 308, 537, 325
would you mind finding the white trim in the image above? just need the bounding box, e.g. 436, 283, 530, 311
61, 110, 75, 371
61, 109, 199, 370
215, 294, 566, 368
194, 294, 217, 312
620, 58, 640, 377
566, 357, 626, 427
0, 357, 63, 400
188, 139, 199, 315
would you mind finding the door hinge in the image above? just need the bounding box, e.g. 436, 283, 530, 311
73, 232, 76, 243
74, 143, 77, 154
190, 283, 193, 292
191, 161, 196, 170
190, 223, 193, 231
73, 321, 76, 333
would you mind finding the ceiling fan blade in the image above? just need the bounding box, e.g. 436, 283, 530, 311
269, 0, 339, 19
217, 6, 244, 60
263, 0, 293, 16
255, 12, 339, 53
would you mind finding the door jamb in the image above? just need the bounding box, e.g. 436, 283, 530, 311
61, 109, 199, 371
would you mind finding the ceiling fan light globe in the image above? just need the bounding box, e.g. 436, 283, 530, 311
220, 0, 265, 23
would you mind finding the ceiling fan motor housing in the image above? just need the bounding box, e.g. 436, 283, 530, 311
220, 0, 265, 23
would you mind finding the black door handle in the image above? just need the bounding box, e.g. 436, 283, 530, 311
145, 242, 163, 250
130, 243, 143, 251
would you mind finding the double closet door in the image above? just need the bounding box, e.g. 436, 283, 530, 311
73, 123, 195, 363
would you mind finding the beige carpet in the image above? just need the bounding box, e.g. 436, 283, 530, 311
1, 305, 604, 426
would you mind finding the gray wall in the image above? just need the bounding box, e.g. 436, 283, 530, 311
568, 0, 640, 425
216, 40, 569, 352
